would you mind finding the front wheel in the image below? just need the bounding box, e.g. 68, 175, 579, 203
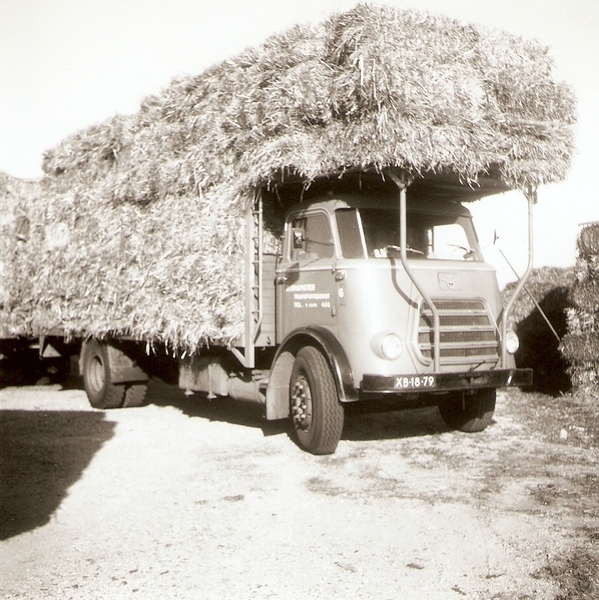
438, 388, 496, 432
289, 346, 344, 455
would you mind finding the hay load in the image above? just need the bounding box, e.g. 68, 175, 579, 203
561, 224, 599, 395
0, 173, 41, 336
1, 4, 576, 352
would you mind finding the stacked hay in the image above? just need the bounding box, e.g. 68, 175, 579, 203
0, 173, 41, 338
1, 4, 576, 353
503, 267, 575, 328
503, 267, 575, 394
560, 225, 599, 395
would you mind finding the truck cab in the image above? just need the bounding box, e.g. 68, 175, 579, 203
269, 175, 532, 454
277, 193, 500, 376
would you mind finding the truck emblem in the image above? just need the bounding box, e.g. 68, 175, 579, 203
438, 272, 461, 290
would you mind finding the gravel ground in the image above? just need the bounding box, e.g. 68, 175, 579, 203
1, 371, 599, 599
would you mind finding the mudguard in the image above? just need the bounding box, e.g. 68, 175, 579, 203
265, 326, 356, 420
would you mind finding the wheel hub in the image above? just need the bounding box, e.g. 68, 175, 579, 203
291, 374, 312, 431
88, 355, 105, 394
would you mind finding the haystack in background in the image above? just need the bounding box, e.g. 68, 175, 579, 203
503, 267, 574, 394
1, 4, 576, 353
560, 223, 599, 396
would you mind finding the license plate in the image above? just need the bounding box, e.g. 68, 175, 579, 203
394, 375, 436, 390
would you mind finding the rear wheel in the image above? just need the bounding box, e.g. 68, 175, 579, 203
289, 346, 344, 455
438, 388, 496, 432
82, 340, 126, 409
123, 382, 149, 408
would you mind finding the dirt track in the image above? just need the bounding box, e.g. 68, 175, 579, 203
1, 371, 599, 599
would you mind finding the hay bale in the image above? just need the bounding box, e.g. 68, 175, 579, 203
562, 223, 599, 394
568, 362, 599, 398
561, 332, 599, 364
0, 174, 42, 337
503, 267, 574, 394
502, 266, 575, 328
11, 185, 246, 348
577, 223, 599, 258
566, 306, 597, 337
570, 279, 599, 314
1, 5, 577, 352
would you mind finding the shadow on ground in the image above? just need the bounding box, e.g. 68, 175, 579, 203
343, 403, 451, 441
0, 409, 115, 540
147, 378, 451, 444
147, 378, 289, 437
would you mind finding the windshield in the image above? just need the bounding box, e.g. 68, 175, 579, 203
336, 207, 482, 261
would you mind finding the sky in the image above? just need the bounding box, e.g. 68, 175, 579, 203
1, 0, 598, 285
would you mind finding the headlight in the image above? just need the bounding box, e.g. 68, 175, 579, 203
379, 333, 403, 361
505, 331, 520, 354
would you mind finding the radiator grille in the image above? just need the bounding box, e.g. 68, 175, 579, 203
418, 299, 498, 364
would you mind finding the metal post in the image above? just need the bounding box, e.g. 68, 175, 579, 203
501, 187, 535, 367
388, 170, 441, 372
231, 198, 260, 369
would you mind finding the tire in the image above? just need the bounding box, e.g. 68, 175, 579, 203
82, 340, 126, 409
123, 382, 149, 408
289, 346, 344, 455
438, 388, 496, 432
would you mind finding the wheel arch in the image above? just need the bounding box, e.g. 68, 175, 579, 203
265, 326, 356, 420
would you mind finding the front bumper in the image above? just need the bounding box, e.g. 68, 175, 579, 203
361, 368, 532, 395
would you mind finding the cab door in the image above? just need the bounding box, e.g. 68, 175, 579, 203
276, 209, 338, 342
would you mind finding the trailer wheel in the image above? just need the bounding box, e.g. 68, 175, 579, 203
123, 382, 148, 408
82, 340, 126, 409
438, 388, 496, 432
289, 346, 344, 455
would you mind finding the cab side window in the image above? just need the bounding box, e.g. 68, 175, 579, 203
290, 213, 334, 262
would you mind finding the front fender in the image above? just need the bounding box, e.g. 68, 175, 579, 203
265, 326, 357, 420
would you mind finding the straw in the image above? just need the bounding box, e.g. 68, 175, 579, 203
1, 4, 577, 353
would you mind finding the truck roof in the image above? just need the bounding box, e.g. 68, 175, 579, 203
278, 168, 508, 215
288, 193, 474, 219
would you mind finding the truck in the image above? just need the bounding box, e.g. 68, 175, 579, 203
2, 167, 533, 454
2, 5, 574, 453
